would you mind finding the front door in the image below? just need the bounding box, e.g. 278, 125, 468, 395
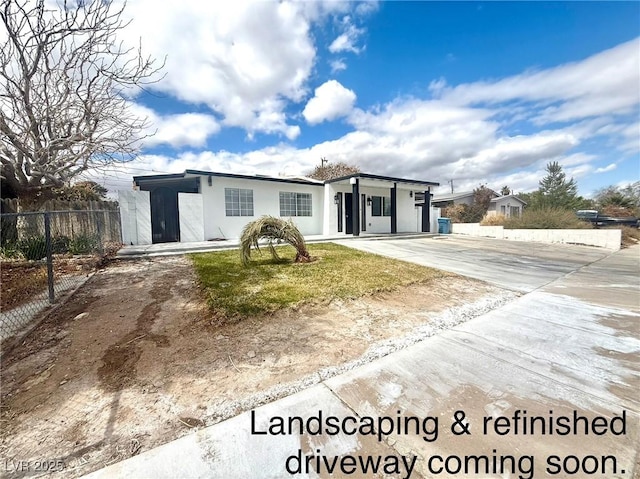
345, 193, 353, 234
150, 187, 179, 243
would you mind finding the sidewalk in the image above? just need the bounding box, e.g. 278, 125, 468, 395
84, 246, 640, 478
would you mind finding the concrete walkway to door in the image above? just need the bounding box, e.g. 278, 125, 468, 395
84, 238, 640, 479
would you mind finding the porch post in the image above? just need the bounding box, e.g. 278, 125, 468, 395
422, 189, 431, 232
391, 183, 397, 234
352, 178, 360, 236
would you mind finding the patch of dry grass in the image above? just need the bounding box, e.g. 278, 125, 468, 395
191, 242, 451, 319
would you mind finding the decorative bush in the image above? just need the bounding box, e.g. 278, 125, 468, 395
240, 216, 312, 266
504, 207, 592, 230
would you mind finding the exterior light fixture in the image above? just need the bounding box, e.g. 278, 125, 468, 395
334, 194, 339, 205
366, 196, 372, 206
208, 176, 212, 186
409, 191, 413, 198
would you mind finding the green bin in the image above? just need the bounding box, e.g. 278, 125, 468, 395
437, 217, 451, 234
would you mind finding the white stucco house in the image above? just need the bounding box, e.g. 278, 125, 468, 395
486, 195, 527, 218
118, 170, 440, 245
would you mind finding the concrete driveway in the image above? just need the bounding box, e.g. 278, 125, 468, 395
84, 238, 640, 479
335, 235, 610, 293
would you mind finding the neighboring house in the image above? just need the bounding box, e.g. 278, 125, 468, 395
430, 189, 499, 208
486, 195, 527, 218
119, 170, 440, 245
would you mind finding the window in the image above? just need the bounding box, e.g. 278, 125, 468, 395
510, 206, 520, 217
371, 196, 391, 217
279, 192, 312, 217
500, 205, 506, 214
225, 188, 254, 216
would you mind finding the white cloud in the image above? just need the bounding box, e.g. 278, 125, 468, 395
330, 59, 347, 73
118, 0, 354, 138
303, 80, 356, 124
594, 163, 617, 174
434, 38, 640, 124
329, 17, 365, 54
127, 104, 220, 148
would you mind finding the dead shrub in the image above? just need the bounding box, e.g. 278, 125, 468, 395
480, 214, 506, 226
504, 207, 593, 229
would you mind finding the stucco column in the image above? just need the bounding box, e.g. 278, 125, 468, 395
391, 182, 397, 234
352, 178, 360, 236
422, 189, 431, 232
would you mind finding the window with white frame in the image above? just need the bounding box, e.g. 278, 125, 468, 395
225, 188, 254, 216
279, 192, 312, 217
371, 196, 391, 216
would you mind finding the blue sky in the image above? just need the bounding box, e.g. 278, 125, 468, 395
99, 1, 639, 197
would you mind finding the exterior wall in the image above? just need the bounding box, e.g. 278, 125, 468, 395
118, 190, 151, 245
489, 197, 524, 217
178, 193, 204, 242
451, 223, 621, 250
192, 174, 324, 239
323, 184, 429, 235
415, 206, 441, 233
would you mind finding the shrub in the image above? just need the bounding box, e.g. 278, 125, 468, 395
69, 234, 99, 255
51, 235, 71, 254
601, 205, 636, 218
504, 207, 592, 229
0, 242, 23, 259
17, 236, 47, 260
443, 203, 486, 223
442, 204, 465, 223
480, 214, 506, 226
240, 216, 311, 266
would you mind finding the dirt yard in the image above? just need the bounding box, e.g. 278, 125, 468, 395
0, 255, 515, 477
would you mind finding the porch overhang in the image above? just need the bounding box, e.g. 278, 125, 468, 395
326, 173, 439, 191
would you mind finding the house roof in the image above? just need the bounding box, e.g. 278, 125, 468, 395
133, 170, 324, 187
133, 170, 439, 189
490, 194, 527, 205
431, 190, 475, 202
325, 172, 439, 189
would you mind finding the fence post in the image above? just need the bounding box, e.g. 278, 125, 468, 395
44, 212, 55, 304
96, 211, 104, 254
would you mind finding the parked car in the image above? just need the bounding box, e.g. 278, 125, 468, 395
576, 210, 640, 228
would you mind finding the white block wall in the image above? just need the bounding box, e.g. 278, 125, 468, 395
118, 190, 151, 245
451, 223, 621, 250
178, 193, 204, 242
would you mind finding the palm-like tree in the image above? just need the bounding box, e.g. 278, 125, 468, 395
240, 216, 312, 266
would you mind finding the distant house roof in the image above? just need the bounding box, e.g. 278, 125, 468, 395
490, 194, 527, 205
432, 189, 499, 203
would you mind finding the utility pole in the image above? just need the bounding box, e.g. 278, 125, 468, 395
320, 157, 329, 168
448, 179, 454, 194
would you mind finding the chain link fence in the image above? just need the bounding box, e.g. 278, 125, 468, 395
1, 208, 121, 346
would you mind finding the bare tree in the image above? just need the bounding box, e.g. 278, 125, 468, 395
307, 159, 360, 181
0, 0, 162, 203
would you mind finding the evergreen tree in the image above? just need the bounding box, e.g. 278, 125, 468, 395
535, 162, 581, 210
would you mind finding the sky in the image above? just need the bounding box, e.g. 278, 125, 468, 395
93, 1, 639, 197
